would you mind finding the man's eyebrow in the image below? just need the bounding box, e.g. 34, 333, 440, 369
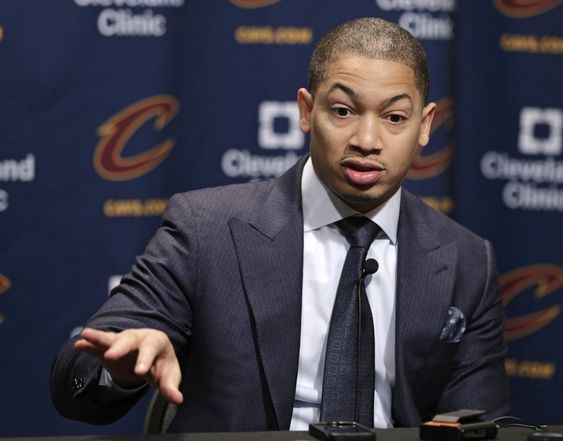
327, 83, 357, 97
327, 86, 413, 109
380, 93, 413, 109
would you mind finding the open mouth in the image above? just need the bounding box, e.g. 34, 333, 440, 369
340, 158, 385, 186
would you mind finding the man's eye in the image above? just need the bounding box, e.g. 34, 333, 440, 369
387, 114, 405, 123
332, 107, 351, 117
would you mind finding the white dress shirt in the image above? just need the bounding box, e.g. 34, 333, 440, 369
289, 158, 399, 430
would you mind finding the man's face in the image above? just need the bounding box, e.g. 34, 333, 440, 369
298, 54, 435, 212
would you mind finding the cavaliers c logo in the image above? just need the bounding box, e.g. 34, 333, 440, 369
94, 95, 180, 181
230, 0, 281, 8
494, 0, 562, 17
408, 97, 454, 180
501, 264, 563, 341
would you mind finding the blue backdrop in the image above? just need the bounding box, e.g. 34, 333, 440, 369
0, 0, 562, 436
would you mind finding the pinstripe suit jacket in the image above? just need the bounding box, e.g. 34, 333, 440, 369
51, 156, 509, 431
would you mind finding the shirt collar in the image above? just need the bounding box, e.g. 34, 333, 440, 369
301, 157, 401, 244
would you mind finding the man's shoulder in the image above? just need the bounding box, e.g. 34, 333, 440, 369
166, 155, 306, 221
168, 179, 275, 219
178, 179, 273, 204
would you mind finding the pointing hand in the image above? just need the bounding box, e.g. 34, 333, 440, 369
75, 327, 183, 405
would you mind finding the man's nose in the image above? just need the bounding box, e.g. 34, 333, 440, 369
349, 115, 382, 152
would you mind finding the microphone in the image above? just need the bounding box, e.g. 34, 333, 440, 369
362, 258, 379, 278
357, 258, 378, 284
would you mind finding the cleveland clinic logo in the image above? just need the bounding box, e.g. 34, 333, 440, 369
93, 95, 180, 181
502, 264, 563, 341
221, 101, 302, 179
519, 107, 562, 155
480, 106, 563, 212
494, 0, 562, 17
73, 0, 184, 37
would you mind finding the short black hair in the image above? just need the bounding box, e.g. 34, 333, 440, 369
308, 17, 430, 102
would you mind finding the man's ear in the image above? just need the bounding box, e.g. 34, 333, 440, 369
297, 88, 313, 134
418, 102, 437, 147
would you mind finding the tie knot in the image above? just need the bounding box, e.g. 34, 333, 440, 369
336, 217, 381, 249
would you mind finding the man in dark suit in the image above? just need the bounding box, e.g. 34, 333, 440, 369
51, 17, 509, 432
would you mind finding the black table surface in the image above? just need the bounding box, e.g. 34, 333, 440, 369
3, 426, 562, 441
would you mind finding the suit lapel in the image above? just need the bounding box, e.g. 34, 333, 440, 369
228, 158, 305, 430
392, 191, 458, 425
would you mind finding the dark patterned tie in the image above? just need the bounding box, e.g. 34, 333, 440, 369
320, 216, 380, 426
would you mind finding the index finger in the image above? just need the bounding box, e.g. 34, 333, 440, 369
78, 328, 117, 349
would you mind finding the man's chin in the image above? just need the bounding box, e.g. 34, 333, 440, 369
338, 191, 385, 213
